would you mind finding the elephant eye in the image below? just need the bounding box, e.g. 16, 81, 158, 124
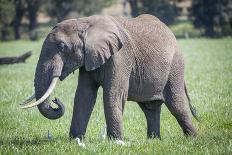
57, 42, 67, 52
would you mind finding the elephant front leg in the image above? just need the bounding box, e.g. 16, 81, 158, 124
103, 88, 127, 140
70, 70, 99, 139
101, 51, 131, 141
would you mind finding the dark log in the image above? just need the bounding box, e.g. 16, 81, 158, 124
0, 51, 32, 65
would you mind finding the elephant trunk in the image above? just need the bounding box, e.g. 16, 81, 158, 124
33, 53, 65, 120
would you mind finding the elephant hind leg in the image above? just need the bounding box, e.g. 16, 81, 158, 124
164, 87, 197, 136
138, 100, 162, 139
163, 52, 197, 136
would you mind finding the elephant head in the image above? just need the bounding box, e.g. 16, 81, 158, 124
21, 15, 123, 120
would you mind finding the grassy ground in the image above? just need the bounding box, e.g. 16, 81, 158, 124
0, 38, 231, 154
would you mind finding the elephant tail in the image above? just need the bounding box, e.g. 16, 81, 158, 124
184, 82, 199, 121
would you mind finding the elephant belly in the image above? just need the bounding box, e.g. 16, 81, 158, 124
127, 65, 169, 102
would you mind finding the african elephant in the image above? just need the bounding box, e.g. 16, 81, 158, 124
21, 14, 197, 141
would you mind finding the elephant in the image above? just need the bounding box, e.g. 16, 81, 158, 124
21, 14, 198, 141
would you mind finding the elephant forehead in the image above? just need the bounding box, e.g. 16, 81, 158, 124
47, 31, 69, 43
54, 19, 79, 35
49, 27, 78, 43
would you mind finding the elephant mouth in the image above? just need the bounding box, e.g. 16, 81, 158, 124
60, 66, 79, 81
59, 72, 69, 81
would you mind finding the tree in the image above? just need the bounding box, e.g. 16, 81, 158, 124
125, 0, 139, 17
27, 0, 41, 40
12, 0, 27, 39
139, 0, 178, 25
45, 0, 115, 22
77, 0, 115, 16
27, 0, 40, 31
124, 0, 178, 25
12, 0, 41, 40
45, 0, 76, 22
0, 0, 15, 40
192, 0, 232, 37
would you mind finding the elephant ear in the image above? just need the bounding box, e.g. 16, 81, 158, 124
84, 18, 123, 71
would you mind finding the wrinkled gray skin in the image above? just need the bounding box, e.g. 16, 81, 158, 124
34, 14, 197, 140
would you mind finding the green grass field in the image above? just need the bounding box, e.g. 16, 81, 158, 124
0, 38, 232, 154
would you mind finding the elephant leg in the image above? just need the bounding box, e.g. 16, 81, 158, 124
101, 51, 131, 140
138, 101, 162, 139
103, 88, 127, 140
69, 69, 99, 139
164, 54, 197, 136
164, 88, 196, 136
100, 96, 126, 140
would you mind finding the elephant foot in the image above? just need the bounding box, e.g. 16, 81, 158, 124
69, 130, 85, 141
183, 127, 197, 137
147, 133, 161, 140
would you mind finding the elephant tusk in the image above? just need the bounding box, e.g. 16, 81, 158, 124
20, 77, 59, 109
20, 94, 35, 105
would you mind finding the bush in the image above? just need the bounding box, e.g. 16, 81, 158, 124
0, 0, 15, 40
45, 0, 115, 22
139, 0, 178, 25
170, 21, 202, 38
191, 0, 232, 37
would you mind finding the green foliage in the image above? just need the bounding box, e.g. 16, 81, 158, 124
76, 0, 115, 16
0, 0, 15, 40
138, 0, 178, 25
170, 21, 202, 38
0, 0, 15, 26
0, 38, 232, 154
0, 0, 43, 40
45, 0, 115, 22
192, 0, 232, 37
45, 0, 76, 22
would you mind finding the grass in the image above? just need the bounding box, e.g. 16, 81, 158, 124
0, 37, 232, 154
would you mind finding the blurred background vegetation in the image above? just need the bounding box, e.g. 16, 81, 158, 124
0, 1, 231, 154
0, 0, 231, 41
